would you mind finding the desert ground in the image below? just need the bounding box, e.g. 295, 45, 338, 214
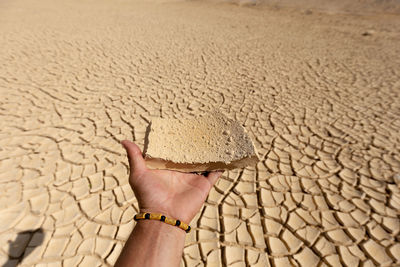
0, 0, 400, 266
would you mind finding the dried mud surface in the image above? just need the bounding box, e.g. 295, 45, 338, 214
144, 112, 259, 171
0, 0, 400, 266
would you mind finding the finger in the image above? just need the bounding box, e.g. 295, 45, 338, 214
206, 171, 224, 187
121, 140, 147, 178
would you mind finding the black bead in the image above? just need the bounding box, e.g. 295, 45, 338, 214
145, 213, 150, 219
175, 220, 181, 226
134, 215, 137, 221
160, 216, 166, 222
186, 226, 191, 233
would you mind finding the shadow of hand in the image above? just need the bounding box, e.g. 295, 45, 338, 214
3, 228, 44, 267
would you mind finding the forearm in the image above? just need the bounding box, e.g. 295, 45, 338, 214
115, 219, 186, 267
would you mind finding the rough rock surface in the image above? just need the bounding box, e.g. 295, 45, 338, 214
144, 112, 260, 171
0, 0, 399, 266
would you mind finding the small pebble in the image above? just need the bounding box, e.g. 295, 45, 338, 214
223, 130, 230, 135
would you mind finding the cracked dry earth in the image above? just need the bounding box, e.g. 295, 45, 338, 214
0, 0, 400, 266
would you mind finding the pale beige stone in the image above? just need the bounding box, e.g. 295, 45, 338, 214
261, 189, 276, 207
43, 237, 69, 258
325, 254, 342, 267
268, 237, 288, 255
297, 208, 319, 225
362, 239, 393, 265
287, 212, 306, 230
185, 243, 201, 259
63, 256, 84, 267
389, 243, 400, 261
348, 245, 366, 261
296, 226, 320, 245
43, 262, 62, 267
198, 228, 217, 240
29, 193, 49, 214
283, 193, 297, 211
293, 247, 320, 266
222, 203, 239, 216
249, 224, 267, 249
326, 229, 353, 245
95, 237, 115, 257
281, 229, 303, 253
144, 112, 259, 172
351, 209, 369, 225
336, 211, 359, 227
80, 221, 100, 238
88, 172, 104, 193
383, 217, 400, 236
321, 211, 340, 230
225, 246, 244, 264
224, 216, 241, 233
368, 223, 391, 241
206, 249, 222, 265
198, 211, 218, 229
104, 176, 118, 190
347, 227, 366, 243
79, 195, 101, 219
100, 191, 115, 211
362, 259, 377, 267
54, 224, 76, 237
230, 262, 246, 267
236, 222, 253, 245
120, 206, 135, 224
71, 179, 90, 200
246, 250, 266, 266
313, 236, 336, 256
200, 241, 218, 259
264, 206, 288, 222
77, 237, 95, 254
99, 225, 117, 239
121, 183, 135, 202
106, 242, 124, 265
15, 213, 44, 231
273, 257, 291, 267
94, 207, 113, 224
63, 233, 83, 257
339, 246, 360, 266
215, 178, 231, 192
264, 218, 283, 235
79, 255, 102, 266
0, 203, 27, 232
116, 221, 134, 240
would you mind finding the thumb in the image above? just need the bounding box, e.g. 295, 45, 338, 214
206, 171, 224, 188
121, 140, 147, 178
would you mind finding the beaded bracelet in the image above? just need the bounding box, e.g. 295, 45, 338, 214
134, 212, 191, 233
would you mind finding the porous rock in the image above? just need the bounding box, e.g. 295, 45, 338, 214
143, 111, 260, 172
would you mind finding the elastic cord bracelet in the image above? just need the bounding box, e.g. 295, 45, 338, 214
134, 212, 191, 233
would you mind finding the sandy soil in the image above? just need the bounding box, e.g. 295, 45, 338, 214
0, 0, 399, 266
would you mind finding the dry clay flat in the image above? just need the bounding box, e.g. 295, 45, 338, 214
143, 112, 260, 172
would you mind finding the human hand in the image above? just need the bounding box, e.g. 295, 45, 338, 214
121, 140, 223, 223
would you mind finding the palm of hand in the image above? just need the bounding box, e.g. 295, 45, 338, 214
122, 140, 222, 223
131, 169, 215, 222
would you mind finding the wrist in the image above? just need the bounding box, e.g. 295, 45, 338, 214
137, 210, 192, 233
139, 208, 193, 224
135, 218, 186, 238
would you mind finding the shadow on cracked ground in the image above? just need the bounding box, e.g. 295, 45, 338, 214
3, 229, 44, 267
